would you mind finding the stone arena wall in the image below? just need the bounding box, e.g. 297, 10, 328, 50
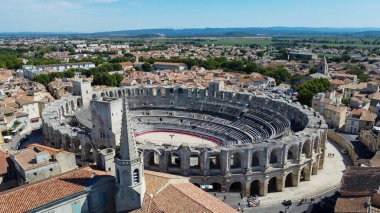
42, 85, 328, 197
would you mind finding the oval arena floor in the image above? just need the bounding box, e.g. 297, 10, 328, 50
135, 131, 219, 147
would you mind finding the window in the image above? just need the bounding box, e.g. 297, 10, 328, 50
133, 169, 139, 184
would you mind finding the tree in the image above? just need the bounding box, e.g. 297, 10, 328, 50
243, 62, 260, 74
346, 65, 369, 82
309, 66, 319, 74
33, 74, 51, 86
341, 98, 350, 106
141, 63, 152, 72
297, 78, 332, 106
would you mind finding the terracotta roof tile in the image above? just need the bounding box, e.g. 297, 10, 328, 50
154, 183, 236, 213
335, 196, 368, 213
0, 167, 109, 213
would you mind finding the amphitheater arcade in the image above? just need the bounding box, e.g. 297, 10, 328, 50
42, 81, 327, 197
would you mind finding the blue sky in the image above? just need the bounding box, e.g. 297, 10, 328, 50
1, 0, 380, 32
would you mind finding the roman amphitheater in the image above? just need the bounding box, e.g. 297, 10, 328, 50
42, 80, 328, 198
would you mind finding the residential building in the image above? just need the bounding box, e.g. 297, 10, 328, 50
369, 92, 380, 113
323, 104, 347, 129
0, 147, 17, 191
10, 144, 77, 185
16, 99, 42, 130
360, 125, 380, 153
312, 91, 342, 116
237, 74, 276, 89
153, 62, 188, 71
0, 167, 115, 213
335, 167, 380, 213
22, 62, 95, 80
345, 109, 377, 134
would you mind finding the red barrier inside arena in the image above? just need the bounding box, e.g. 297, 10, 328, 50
135, 130, 223, 146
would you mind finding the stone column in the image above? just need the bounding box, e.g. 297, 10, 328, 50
181, 154, 190, 176
261, 178, 269, 196
304, 164, 312, 181
312, 157, 320, 175
159, 151, 168, 173
200, 149, 209, 176
263, 148, 269, 172
244, 149, 251, 174
292, 171, 300, 187
244, 179, 251, 197
221, 150, 230, 176
277, 176, 285, 192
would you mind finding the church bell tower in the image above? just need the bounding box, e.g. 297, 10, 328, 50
115, 97, 146, 212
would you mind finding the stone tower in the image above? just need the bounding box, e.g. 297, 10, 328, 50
115, 97, 146, 212
318, 57, 329, 75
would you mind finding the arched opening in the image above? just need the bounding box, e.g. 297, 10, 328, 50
209, 154, 221, 169
178, 88, 183, 94
84, 143, 94, 161
98, 145, 107, 150
287, 145, 297, 160
250, 180, 260, 196
168, 153, 181, 168
251, 151, 261, 167
133, 169, 139, 184
66, 103, 70, 114
77, 99, 83, 108
302, 141, 311, 157
268, 177, 278, 193
300, 168, 308, 182
210, 183, 222, 192
229, 182, 242, 193
148, 151, 159, 166
55, 134, 62, 149
161, 88, 166, 96
313, 138, 319, 152
189, 154, 200, 169
270, 148, 281, 164
64, 136, 71, 151
71, 100, 75, 111
73, 139, 81, 154
118, 90, 122, 97
230, 153, 242, 169
285, 173, 294, 187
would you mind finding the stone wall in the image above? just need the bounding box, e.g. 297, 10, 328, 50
327, 130, 357, 165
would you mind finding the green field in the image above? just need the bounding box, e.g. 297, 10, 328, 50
85, 35, 380, 49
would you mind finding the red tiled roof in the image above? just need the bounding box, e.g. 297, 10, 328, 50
154, 183, 236, 213
0, 167, 108, 213
335, 196, 369, 213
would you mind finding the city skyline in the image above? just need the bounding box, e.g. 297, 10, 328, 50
1, 0, 380, 32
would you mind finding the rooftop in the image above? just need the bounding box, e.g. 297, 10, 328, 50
340, 166, 380, 196
0, 167, 109, 213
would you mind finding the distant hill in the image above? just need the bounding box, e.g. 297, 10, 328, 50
92, 27, 380, 37
1, 27, 380, 37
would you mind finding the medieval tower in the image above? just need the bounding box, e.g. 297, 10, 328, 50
115, 97, 146, 212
